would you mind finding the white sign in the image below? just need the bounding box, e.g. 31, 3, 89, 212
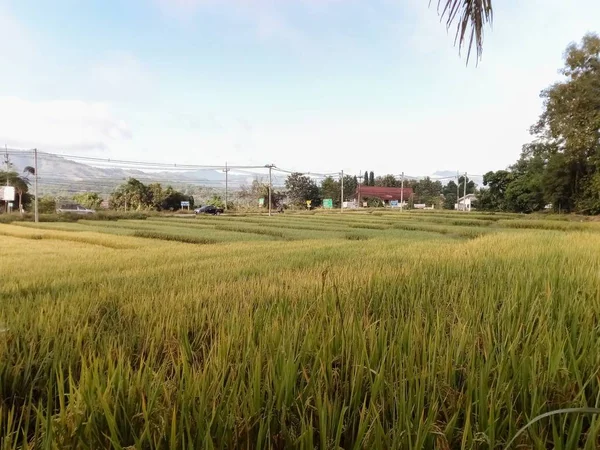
0, 186, 15, 201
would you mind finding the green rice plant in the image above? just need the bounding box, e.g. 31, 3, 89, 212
1, 213, 599, 448
496, 219, 600, 232
132, 230, 217, 244
214, 224, 293, 240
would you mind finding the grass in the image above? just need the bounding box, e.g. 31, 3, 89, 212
1, 211, 600, 448
132, 230, 217, 244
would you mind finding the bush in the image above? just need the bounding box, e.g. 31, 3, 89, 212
38, 196, 57, 214
0, 214, 25, 224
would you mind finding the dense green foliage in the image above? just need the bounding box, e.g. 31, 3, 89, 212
109, 178, 194, 211
73, 192, 103, 210
285, 173, 320, 208
0, 170, 32, 211
481, 34, 600, 214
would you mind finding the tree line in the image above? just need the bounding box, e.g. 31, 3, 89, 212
0, 167, 477, 213
277, 172, 476, 209
480, 33, 600, 214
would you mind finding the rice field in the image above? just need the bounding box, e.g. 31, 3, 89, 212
1, 210, 600, 449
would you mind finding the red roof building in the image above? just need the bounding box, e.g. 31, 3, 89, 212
355, 186, 413, 201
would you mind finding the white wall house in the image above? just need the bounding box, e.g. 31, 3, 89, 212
455, 193, 477, 211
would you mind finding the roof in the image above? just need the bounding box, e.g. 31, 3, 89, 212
355, 186, 413, 200
458, 193, 477, 201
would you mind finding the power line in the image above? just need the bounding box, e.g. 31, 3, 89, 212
5, 147, 480, 200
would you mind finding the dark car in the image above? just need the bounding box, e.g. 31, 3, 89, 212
194, 205, 223, 215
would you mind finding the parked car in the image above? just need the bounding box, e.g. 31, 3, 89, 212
194, 205, 223, 215
56, 203, 95, 215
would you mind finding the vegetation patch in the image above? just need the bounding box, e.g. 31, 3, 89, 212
344, 233, 370, 241
348, 223, 389, 230
214, 224, 292, 240
132, 230, 217, 244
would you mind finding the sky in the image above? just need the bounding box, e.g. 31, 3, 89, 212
0, 0, 599, 177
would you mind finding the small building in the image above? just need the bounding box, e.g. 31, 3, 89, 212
355, 186, 413, 207
456, 193, 477, 211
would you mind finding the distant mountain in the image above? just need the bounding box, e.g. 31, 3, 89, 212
4, 152, 485, 196
6, 152, 254, 195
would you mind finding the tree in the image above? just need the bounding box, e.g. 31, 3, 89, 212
363, 171, 369, 187
340, 175, 357, 202
442, 180, 459, 210
38, 196, 56, 214
457, 176, 476, 197
161, 186, 194, 210
531, 34, 600, 213
479, 171, 512, 211
369, 171, 375, 187
320, 176, 340, 207
73, 192, 102, 210
285, 173, 320, 208
147, 183, 166, 210
375, 174, 400, 187
206, 195, 225, 209
109, 178, 192, 211
0, 170, 31, 212
110, 178, 150, 210
413, 177, 443, 206
463, 36, 600, 214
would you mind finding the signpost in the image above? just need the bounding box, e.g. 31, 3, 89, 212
390, 200, 399, 208
180, 201, 190, 211
323, 199, 333, 209
258, 198, 265, 207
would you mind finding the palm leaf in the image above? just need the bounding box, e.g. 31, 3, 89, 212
436, 0, 493, 62
23, 166, 35, 176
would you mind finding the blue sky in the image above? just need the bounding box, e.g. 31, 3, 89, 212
1, 0, 599, 177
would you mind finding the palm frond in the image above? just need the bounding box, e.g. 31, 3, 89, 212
23, 166, 35, 176
436, 0, 493, 63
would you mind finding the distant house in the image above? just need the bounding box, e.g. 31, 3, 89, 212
456, 193, 477, 211
355, 186, 413, 206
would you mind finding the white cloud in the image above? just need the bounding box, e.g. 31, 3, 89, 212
153, 0, 314, 50
0, 4, 39, 70
88, 52, 154, 103
0, 97, 132, 152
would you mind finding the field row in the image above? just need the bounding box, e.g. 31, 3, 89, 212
1, 216, 600, 448
6, 210, 600, 246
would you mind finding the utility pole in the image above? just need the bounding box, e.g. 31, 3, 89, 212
400, 171, 404, 211
340, 170, 344, 213
357, 174, 363, 207
34, 149, 39, 222
266, 164, 274, 216
4, 145, 9, 184
224, 162, 229, 211
456, 171, 460, 211
3, 146, 9, 214
463, 172, 468, 212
